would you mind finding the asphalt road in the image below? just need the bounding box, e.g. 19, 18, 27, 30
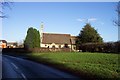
2, 55, 80, 79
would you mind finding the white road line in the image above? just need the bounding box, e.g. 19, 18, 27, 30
21, 73, 27, 80
11, 63, 18, 69
11, 62, 27, 79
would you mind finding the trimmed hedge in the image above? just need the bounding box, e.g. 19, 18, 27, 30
2, 47, 71, 54
78, 41, 120, 53
2, 48, 27, 53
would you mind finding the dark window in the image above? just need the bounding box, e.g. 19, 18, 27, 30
48, 46, 49, 48
64, 44, 69, 48
52, 45, 55, 48
59, 45, 61, 48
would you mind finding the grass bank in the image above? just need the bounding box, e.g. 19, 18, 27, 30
27, 52, 119, 80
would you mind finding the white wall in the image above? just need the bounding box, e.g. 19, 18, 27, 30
41, 43, 71, 48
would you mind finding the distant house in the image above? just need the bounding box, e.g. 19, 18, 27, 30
40, 33, 76, 51
7, 42, 18, 48
0, 40, 7, 48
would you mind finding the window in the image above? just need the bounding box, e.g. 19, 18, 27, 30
59, 45, 61, 48
52, 45, 55, 48
64, 44, 69, 48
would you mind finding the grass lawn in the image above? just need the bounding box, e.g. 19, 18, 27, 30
27, 52, 119, 79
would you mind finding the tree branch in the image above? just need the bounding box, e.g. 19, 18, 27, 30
0, 0, 13, 18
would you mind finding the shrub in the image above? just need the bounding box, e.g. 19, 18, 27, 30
78, 41, 120, 54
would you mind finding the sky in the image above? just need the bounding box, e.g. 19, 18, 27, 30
1, 2, 118, 42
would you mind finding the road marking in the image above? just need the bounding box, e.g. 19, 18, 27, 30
21, 73, 27, 80
11, 63, 27, 79
11, 63, 18, 69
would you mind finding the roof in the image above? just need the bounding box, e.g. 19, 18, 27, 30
0, 40, 7, 43
42, 33, 71, 44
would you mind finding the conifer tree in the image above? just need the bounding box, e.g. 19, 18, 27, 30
76, 23, 103, 44
24, 27, 40, 48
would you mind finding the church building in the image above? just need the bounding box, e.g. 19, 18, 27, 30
39, 23, 76, 51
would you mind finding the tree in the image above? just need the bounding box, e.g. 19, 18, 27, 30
76, 23, 103, 45
0, 0, 12, 18
24, 27, 40, 48
113, 1, 120, 26
112, 2, 120, 41
113, 2, 120, 41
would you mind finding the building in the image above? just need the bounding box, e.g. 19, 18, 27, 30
41, 33, 70, 48
0, 40, 7, 48
40, 33, 76, 51
71, 36, 77, 51
39, 23, 77, 51
7, 42, 18, 48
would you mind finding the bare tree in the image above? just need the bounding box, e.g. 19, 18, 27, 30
0, 0, 12, 18
113, 2, 120, 41
117, 2, 120, 41
114, 1, 120, 26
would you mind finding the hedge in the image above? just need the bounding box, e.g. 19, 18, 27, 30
78, 41, 120, 54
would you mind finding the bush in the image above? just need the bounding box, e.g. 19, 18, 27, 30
78, 41, 120, 54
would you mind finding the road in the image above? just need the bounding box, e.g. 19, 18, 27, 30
2, 55, 80, 79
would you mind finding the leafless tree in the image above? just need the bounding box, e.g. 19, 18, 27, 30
115, 2, 120, 41
0, 0, 13, 18
114, 1, 120, 26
